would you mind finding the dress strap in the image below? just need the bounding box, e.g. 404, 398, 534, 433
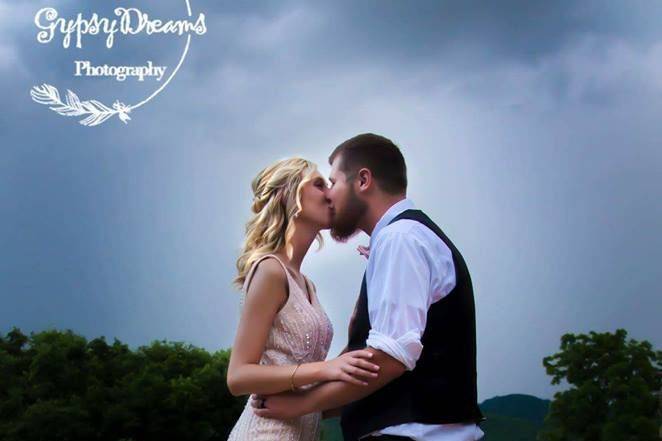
302, 274, 314, 291
302, 274, 315, 304
242, 253, 292, 293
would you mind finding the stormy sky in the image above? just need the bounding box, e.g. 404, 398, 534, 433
1, 0, 661, 401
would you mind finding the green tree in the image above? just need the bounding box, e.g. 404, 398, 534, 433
539, 329, 661, 441
0, 327, 245, 441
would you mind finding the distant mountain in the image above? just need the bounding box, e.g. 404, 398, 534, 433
478, 412, 541, 441
320, 394, 551, 441
479, 394, 551, 441
481, 394, 551, 426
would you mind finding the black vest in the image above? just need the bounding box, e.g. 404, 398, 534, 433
340, 209, 485, 441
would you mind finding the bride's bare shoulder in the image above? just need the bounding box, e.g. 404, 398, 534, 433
244, 257, 290, 313
246, 257, 288, 294
252, 257, 286, 280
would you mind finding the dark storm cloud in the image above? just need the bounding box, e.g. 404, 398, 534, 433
189, 0, 662, 73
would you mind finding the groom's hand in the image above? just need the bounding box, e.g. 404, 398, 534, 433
250, 390, 312, 420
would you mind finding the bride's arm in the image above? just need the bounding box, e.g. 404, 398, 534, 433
227, 259, 328, 396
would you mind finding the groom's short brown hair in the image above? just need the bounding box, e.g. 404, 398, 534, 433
328, 133, 407, 195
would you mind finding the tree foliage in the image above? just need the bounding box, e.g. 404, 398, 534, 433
0, 327, 245, 441
539, 329, 661, 441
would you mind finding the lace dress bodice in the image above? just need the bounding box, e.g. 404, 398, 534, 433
228, 254, 334, 441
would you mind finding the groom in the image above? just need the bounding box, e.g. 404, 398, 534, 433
252, 133, 486, 440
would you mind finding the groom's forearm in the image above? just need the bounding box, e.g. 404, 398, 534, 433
302, 347, 406, 413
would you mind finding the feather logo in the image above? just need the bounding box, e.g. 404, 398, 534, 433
30, 84, 132, 126
29, 0, 205, 127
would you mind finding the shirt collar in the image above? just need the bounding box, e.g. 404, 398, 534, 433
369, 197, 416, 247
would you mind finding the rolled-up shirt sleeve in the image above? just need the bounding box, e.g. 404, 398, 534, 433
365, 230, 431, 371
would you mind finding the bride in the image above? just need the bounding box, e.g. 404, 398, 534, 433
226, 158, 380, 440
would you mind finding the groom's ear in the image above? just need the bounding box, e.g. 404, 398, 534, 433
356, 168, 372, 193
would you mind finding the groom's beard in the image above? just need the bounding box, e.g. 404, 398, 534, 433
330, 189, 367, 242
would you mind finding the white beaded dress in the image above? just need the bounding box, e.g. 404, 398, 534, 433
227, 254, 334, 441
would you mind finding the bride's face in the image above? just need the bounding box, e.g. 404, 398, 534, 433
296, 171, 332, 230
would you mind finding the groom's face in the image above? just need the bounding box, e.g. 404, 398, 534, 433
327, 156, 367, 242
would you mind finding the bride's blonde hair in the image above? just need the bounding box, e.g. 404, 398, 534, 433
234, 157, 324, 288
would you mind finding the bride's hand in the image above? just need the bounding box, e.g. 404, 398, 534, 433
321, 350, 380, 386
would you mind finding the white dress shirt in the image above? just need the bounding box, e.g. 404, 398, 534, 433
360, 198, 484, 441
